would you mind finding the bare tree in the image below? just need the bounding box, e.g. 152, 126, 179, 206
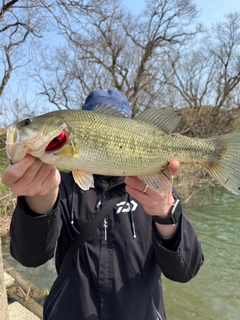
0, 0, 52, 96
159, 11, 240, 119
0, 0, 118, 125
35, 0, 201, 115
0, 83, 48, 127
161, 45, 217, 111
207, 12, 240, 110
2, 1, 240, 122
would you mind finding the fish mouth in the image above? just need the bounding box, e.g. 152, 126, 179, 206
45, 130, 68, 153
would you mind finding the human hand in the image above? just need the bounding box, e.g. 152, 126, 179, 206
124, 161, 180, 216
124, 161, 180, 238
2, 154, 60, 197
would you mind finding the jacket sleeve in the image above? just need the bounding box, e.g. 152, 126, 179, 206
152, 213, 204, 283
10, 194, 62, 268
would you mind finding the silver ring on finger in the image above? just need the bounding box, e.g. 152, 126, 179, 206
143, 184, 149, 193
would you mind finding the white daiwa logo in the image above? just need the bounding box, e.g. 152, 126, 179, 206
116, 200, 138, 214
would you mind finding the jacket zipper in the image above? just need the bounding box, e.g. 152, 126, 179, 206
103, 218, 108, 241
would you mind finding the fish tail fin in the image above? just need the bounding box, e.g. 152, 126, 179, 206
204, 132, 240, 195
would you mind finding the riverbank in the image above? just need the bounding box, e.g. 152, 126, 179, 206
4, 262, 42, 320
1, 218, 44, 320
8, 302, 40, 320
1, 236, 44, 320
0, 216, 11, 235
6, 271, 41, 319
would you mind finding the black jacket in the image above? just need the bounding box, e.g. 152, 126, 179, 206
10, 172, 204, 320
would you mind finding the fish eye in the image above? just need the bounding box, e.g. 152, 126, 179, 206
16, 117, 33, 130
22, 118, 31, 127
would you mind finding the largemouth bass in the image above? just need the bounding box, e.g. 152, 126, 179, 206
5, 106, 240, 194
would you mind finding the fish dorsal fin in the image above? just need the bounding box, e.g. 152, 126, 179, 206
91, 104, 129, 118
135, 108, 181, 133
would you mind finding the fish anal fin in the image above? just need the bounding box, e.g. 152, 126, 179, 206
138, 168, 173, 194
72, 170, 95, 190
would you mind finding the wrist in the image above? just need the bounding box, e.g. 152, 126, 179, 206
152, 195, 182, 225
155, 195, 175, 217
25, 187, 59, 214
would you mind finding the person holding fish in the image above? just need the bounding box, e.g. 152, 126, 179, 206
2, 89, 204, 320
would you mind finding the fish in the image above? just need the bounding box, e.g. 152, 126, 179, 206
5, 105, 240, 194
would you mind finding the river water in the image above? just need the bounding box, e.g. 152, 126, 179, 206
2, 187, 240, 320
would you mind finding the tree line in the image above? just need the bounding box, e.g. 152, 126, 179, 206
1, 0, 240, 127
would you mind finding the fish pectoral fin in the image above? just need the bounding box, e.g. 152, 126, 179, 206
138, 168, 173, 194
72, 170, 95, 190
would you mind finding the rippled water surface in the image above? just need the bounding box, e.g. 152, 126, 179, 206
2, 187, 240, 319
163, 188, 240, 320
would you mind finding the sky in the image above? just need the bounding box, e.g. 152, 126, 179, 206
122, 0, 240, 26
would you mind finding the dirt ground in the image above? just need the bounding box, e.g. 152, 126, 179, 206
0, 216, 11, 236
0, 192, 16, 236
